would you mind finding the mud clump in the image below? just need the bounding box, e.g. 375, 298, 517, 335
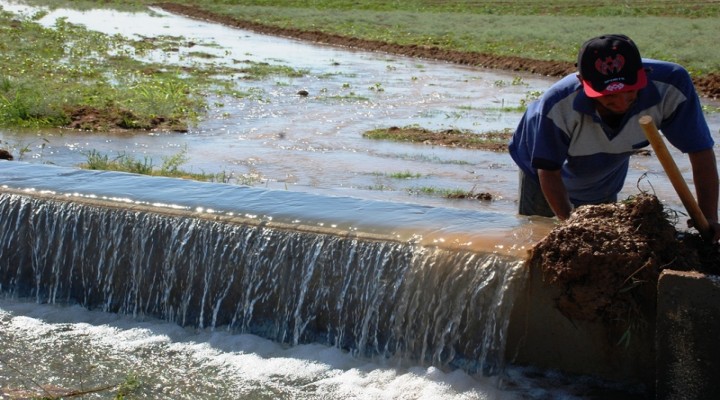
528, 193, 720, 324
64, 105, 187, 132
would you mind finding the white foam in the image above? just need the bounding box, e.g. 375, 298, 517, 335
0, 299, 520, 399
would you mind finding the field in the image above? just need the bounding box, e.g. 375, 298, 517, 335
3, 0, 719, 135
154, 0, 720, 96
144, 1, 714, 96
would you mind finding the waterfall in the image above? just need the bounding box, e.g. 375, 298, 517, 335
0, 188, 526, 375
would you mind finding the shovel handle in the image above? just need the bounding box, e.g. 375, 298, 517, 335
638, 115, 711, 239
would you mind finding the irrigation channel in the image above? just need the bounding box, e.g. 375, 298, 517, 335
0, 2, 719, 399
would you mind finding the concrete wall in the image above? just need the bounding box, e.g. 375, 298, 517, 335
506, 265, 720, 399
656, 270, 720, 400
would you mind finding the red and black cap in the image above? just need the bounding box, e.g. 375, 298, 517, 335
577, 34, 647, 98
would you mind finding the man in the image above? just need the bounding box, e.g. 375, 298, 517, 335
508, 34, 720, 240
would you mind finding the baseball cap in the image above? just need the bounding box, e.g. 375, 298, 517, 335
577, 34, 647, 98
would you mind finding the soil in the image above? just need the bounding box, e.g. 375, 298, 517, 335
528, 193, 720, 324
362, 126, 511, 151
64, 105, 187, 132
154, 3, 720, 99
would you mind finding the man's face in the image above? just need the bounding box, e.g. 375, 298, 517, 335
593, 90, 639, 115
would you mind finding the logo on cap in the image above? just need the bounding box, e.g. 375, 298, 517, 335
595, 55, 625, 76
605, 82, 626, 92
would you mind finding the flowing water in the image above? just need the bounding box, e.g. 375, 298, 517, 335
0, 164, 640, 399
0, 2, 715, 399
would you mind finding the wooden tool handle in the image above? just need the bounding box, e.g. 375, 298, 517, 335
638, 115, 712, 239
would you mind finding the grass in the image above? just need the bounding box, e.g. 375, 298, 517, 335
408, 185, 493, 200
81, 148, 238, 183
0, 6, 310, 131
2, 0, 718, 180
0, 12, 202, 129
384, 170, 423, 179
13, 1, 720, 77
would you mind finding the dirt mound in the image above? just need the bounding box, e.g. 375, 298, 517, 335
155, 3, 720, 99
64, 105, 186, 132
528, 193, 720, 324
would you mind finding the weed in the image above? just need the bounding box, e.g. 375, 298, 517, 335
408, 185, 493, 200
385, 170, 423, 179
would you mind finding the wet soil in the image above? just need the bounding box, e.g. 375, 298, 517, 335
362, 126, 511, 151
155, 3, 720, 100
65, 105, 187, 132
528, 193, 720, 324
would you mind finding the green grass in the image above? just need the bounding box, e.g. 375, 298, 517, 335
0, 11, 205, 129
81, 148, 236, 183
376, 170, 423, 179
407, 185, 492, 200
0, 6, 311, 130
2, 0, 717, 133
157, 0, 720, 17
237, 61, 309, 80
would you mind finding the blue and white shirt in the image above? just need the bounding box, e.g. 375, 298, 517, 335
508, 59, 714, 205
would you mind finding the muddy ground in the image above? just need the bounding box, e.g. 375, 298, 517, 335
155, 3, 720, 100
362, 126, 510, 151
529, 193, 720, 324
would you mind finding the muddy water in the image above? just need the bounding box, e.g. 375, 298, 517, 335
3, 3, 717, 222
2, 3, 718, 218
0, 3, 557, 216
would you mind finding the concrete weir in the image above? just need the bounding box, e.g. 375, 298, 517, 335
0, 162, 718, 397
504, 238, 720, 398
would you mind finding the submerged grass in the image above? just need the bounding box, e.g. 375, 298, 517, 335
407, 185, 493, 201
2, 0, 717, 133
0, 11, 203, 129
14, 1, 719, 76
81, 148, 236, 183
0, 5, 309, 131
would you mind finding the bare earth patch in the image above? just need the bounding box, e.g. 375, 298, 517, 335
362, 126, 511, 151
64, 105, 187, 132
528, 193, 720, 325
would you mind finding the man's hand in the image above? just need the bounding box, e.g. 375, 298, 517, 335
538, 169, 573, 220
710, 221, 720, 243
687, 218, 720, 243
688, 149, 719, 242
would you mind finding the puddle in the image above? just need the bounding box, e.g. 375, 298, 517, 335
0, 2, 561, 216
2, 2, 717, 218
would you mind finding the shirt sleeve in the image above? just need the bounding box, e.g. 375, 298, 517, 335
527, 100, 572, 171
657, 65, 714, 153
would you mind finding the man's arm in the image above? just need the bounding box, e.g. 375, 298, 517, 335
538, 169, 573, 220
689, 148, 720, 241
